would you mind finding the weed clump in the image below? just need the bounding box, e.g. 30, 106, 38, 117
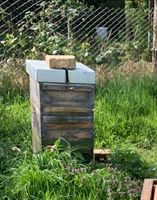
3, 147, 141, 200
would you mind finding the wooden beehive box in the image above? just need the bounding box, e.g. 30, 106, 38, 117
26, 60, 95, 159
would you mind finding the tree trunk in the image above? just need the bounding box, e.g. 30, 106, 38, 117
152, 0, 157, 73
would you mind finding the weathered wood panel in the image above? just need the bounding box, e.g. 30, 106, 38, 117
42, 122, 93, 129
31, 105, 41, 132
30, 77, 40, 108
141, 179, 157, 200
30, 80, 94, 159
141, 179, 154, 200
154, 185, 157, 200
30, 77, 42, 153
40, 90, 94, 108
32, 127, 42, 153
42, 106, 93, 114
42, 115, 92, 124
31, 107, 42, 153
42, 128, 93, 140
41, 83, 94, 91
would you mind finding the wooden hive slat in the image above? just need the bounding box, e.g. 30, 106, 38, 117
42, 106, 92, 114
40, 90, 94, 108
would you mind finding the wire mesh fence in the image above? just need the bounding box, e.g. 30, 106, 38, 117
0, 1, 154, 78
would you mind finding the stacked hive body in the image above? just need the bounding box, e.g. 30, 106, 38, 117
26, 60, 95, 159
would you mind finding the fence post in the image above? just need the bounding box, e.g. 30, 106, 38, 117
125, 3, 130, 42
152, 0, 157, 73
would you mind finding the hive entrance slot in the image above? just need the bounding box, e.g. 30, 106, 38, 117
64, 68, 69, 84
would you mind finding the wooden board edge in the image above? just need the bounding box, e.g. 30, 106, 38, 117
93, 149, 110, 162
141, 179, 154, 200
153, 185, 157, 200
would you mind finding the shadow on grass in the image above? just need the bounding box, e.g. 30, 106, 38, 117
108, 148, 157, 179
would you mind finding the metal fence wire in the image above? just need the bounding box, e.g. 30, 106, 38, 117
0, 1, 153, 72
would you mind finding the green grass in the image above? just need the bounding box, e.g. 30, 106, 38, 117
1, 75, 157, 199
95, 75, 157, 149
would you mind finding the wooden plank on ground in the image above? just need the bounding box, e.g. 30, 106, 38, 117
141, 179, 154, 200
93, 149, 110, 162
153, 185, 157, 200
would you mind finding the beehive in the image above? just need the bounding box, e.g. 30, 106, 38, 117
26, 60, 95, 159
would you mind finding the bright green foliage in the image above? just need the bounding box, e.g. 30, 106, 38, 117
95, 75, 157, 148
1, 75, 157, 199
3, 148, 141, 200
125, 0, 148, 10
0, 1, 93, 63
0, 1, 151, 67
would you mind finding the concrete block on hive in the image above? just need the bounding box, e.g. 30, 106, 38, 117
45, 55, 76, 69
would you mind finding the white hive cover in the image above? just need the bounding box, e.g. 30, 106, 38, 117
26, 60, 95, 84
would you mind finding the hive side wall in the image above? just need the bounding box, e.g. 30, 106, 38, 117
30, 77, 42, 153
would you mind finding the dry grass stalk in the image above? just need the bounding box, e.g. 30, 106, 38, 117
0, 58, 28, 93
96, 60, 153, 84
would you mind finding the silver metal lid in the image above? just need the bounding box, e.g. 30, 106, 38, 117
26, 60, 95, 84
